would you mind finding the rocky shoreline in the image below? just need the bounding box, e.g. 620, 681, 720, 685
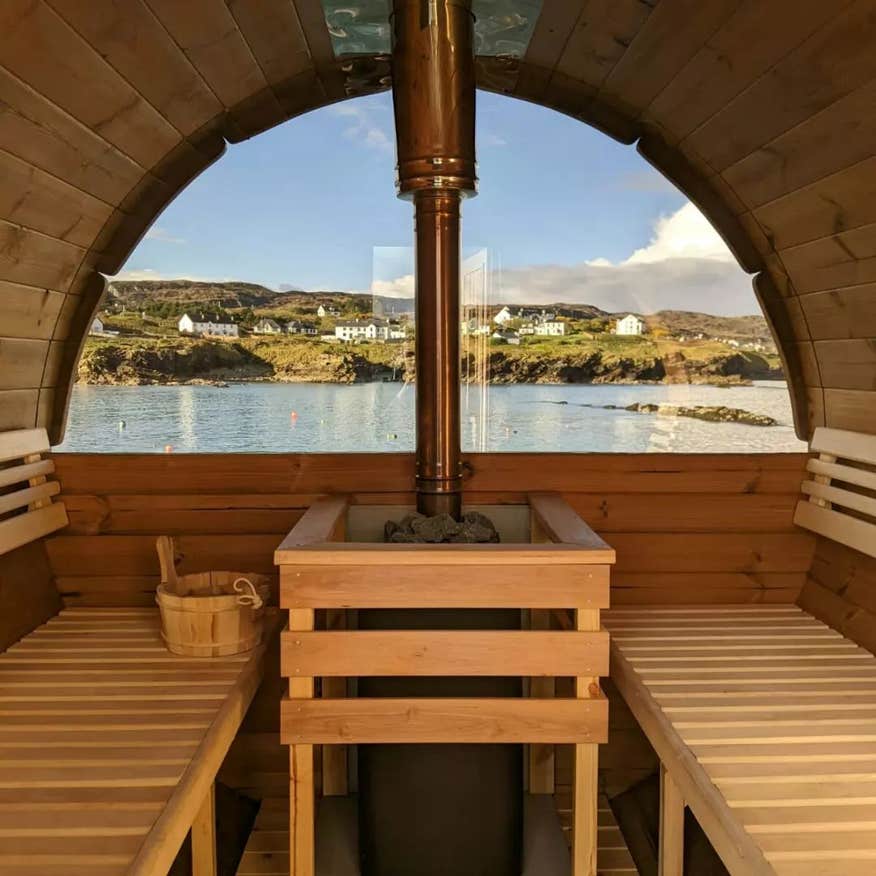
550, 400, 778, 426
77, 337, 781, 388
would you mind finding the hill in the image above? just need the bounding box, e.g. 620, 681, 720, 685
104, 281, 774, 345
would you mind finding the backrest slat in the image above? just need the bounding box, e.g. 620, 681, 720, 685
795, 427, 876, 560
0, 428, 67, 557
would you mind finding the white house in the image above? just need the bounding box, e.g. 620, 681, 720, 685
388, 323, 406, 340
287, 321, 318, 336
461, 318, 490, 336
178, 312, 239, 337
317, 305, 341, 319
535, 320, 566, 337
493, 306, 513, 325
615, 314, 645, 336
90, 316, 104, 334
335, 319, 390, 342
492, 328, 520, 345
253, 318, 283, 335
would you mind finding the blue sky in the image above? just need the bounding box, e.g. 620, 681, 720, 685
119, 91, 760, 315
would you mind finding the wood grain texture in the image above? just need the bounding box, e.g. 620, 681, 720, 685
281, 630, 609, 677
280, 695, 609, 744
49, 452, 809, 607
607, 605, 876, 874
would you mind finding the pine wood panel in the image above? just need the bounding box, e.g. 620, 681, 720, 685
814, 339, 876, 390
280, 695, 609, 744
683, 0, 876, 174
648, 1, 843, 143
0, 284, 66, 341
781, 224, 876, 295
799, 285, 876, 340
48, 452, 809, 607
0, 149, 112, 247
0, 67, 144, 203
598, 0, 738, 114
0, 219, 83, 292
0, 0, 180, 168
280, 630, 609, 677
46, 0, 224, 136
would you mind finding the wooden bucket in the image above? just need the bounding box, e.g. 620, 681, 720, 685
156, 569, 271, 657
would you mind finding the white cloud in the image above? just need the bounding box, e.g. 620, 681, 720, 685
621, 202, 734, 265
371, 273, 415, 298
494, 203, 753, 314
331, 102, 393, 153
110, 268, 236, 283
367, 202, 758, 316
144, 226, 185, 244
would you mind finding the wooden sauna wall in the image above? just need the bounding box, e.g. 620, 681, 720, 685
49, 452, 813, 606
798, 536, 876, 654
0, 539, 61, 652
45, 451, 814, 801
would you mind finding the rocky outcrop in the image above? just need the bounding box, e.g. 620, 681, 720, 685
620, 402, 777, 426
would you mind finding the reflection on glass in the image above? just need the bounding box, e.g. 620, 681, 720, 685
321, 0, 542, 58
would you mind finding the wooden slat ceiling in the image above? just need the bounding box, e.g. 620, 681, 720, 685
1, 0, 875, 443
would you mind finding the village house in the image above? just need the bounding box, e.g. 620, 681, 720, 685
178, 312, 239, 337
534, 319, 565, 336
491, 328, 520, 345
287, 320, 318, 336
492, 305, 513, 325
335, 318, 391, 342
461, 318, 490, 336
317, 304, 341, 318
252, 318, 283, 335
89, 316, 104, 334
615, 314, 645, 336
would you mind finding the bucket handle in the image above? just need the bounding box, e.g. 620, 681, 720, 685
233, 577, 264, 610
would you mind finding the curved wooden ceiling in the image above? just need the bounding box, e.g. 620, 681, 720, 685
1, 0, 875, 443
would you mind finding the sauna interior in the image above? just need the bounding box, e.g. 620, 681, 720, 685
2, 1, 876, 875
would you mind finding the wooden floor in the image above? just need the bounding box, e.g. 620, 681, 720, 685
605, 605, 876, 876
236, 794, 639, 875
0, 607, 266, 876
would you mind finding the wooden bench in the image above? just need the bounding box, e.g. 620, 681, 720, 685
603, 427, 876, 876
0, 607, 273, 876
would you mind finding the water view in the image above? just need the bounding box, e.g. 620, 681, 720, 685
57, 381, 806, 454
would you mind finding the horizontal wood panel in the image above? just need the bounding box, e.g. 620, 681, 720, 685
48, 452, 808, 607
280, 695, 608, 744
52, 453, 808, 495
281, 564, 610, 609
280, 630, 609, 677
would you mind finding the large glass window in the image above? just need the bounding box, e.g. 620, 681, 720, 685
59, 92, 805, 453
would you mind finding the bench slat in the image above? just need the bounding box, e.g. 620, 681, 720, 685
606, 605, 876, 876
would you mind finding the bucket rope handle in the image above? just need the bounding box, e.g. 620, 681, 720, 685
233, 577, 264, 609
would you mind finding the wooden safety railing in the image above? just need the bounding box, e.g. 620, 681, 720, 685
276, 493, 613, 876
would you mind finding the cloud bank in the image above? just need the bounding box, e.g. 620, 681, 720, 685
372, 203, 758, 316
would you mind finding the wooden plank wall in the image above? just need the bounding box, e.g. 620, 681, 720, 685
798, 536, 876, 654
0, 539, 62, 652
48, 452, 813, 608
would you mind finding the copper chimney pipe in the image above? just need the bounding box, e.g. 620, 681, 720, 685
391, 0, 477, 520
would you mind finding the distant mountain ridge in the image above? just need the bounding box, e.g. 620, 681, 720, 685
106, 280, 773, 341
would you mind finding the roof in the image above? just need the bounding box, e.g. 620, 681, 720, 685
336, 318, 389, 328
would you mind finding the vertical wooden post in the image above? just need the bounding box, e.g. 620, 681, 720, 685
529, 517, 556, 794
322, 608, 348, 796
290, 608, 315, 876
659, 764, 684, 876
572, 608, 600, 876
191, 781, 217, 876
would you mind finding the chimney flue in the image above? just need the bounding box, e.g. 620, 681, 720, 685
391, 0, 476, 520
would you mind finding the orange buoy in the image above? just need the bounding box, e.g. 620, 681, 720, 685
290, 410, 298, 420
164, 444, 173, 453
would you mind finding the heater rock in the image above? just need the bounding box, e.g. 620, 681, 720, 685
384, 510, 500, 544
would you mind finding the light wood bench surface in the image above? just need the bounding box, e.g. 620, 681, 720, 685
604, 605, 876, 876
0, 606, 272, 875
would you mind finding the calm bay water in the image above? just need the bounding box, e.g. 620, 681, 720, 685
56, 381, 806, 454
